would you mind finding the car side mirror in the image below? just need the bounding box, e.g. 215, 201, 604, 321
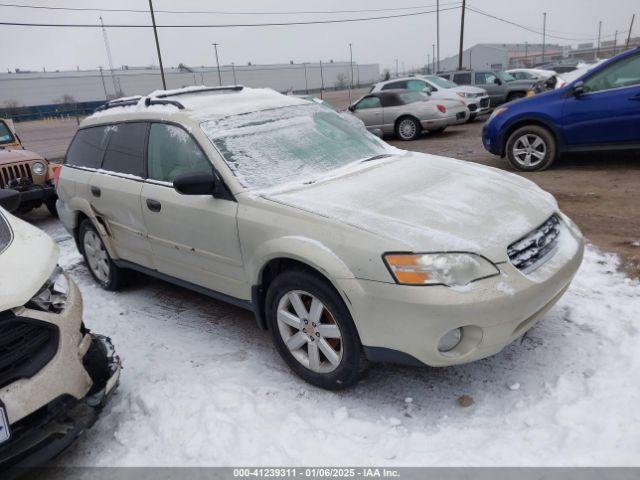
173, 172, 218, 196
348, 105, 356, 112
0, 189, 20, 213
421, 88, 432, 95
572, 81, 585, 96
494, 78, 503, 85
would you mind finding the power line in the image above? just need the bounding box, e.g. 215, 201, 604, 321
0, 1, 462, 15
466, 6, 620, 42
0, 6, 461, 28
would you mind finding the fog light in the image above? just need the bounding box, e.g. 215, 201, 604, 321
438, 328, 462, 353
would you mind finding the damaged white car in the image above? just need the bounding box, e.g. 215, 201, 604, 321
0, 189, 120, 472
57, 86, 583, 390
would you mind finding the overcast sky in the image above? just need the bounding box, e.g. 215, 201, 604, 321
0, 0, 637, 73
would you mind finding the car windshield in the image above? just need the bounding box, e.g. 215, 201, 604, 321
425, 75, 458, 89
398, 91, 429, 104
0, 122, 15, 145
496, 71, 516, 82
201, 104, 390, 190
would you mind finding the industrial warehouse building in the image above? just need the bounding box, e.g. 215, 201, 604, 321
0, 61, 379, 111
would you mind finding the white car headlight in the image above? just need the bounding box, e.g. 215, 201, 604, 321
457, 92, 468, 98
27, 266, 69, 313
31, 161, 46, 176
384, 253, 499, 287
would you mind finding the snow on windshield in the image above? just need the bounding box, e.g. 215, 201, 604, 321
200, 104, 389, 190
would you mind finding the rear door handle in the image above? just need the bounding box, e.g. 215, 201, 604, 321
146, 198, 162, 212
90, 186, 101, 197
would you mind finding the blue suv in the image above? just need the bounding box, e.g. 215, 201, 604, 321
482, 47, 640, 171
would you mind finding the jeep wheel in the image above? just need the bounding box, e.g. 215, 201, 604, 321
506, 125, 556, 171
79, 220, 132, 291
266, 269, 366, 390
395, 116, 421, 141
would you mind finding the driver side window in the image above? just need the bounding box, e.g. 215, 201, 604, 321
147, 123, 212, 183
407, 79, 429, 92
355, 96, 382, 110
583, 54, 640, 93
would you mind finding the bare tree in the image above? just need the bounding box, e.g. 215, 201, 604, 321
334, 73, 348, 89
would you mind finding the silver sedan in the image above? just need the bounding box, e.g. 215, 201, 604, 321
348, 89, 469, 140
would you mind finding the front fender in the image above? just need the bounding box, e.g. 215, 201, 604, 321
248, 236, 355, 287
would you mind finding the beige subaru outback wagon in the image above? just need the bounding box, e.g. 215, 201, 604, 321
56, 86, 584, 389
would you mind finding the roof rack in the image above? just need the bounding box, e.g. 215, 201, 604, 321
156, 85, 244, 99
144, 98, 185, 109
94, 96, 142, 112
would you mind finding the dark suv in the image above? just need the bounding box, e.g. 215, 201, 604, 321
438, 70, 535, 107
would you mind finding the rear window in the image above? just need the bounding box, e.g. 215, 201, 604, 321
101, 123, 147, 177
65, 125, 111, 169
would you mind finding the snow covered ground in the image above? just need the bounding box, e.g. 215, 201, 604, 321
25, 211, 640, 467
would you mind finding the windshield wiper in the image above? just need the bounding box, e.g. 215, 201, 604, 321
361, 153, 393, 163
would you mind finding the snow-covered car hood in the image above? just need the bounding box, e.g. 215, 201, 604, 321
0, 209, 58, 311
265, 152, 558, 262
450, 85, 487, 95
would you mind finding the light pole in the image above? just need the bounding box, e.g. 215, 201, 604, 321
436, 0, 440, 71
303, 62, 309, 93
319, 60, 324, 99
432, 44, 435, 73
148, 0, 166, 89
212, 43, 222, 86
395, 58, 399, 77
348, 43, 354, 104
542, 12, 547, 64
231, 62, 237, 84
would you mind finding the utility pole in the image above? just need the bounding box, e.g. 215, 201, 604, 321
525, 41, 528, 66
427, 54, 431, 74
99, 16, 118, 96
98, 66, 108, 100
319, 60, 324, 99
395, 58, 399, 77
148, 0, 166, 90
436, 0, 440, 71
626, 14, 635, 49
542, 12, 547, 64
348, 43, 354, 104
457, 0, 466, 70
212, 43, 222, 86
231, 62, 237, 84
613, 31, 618, 55
432, 44, 436, 73
303, 63, 309, 93
597, 21, 602, 57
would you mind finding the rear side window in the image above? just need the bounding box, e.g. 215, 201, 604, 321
381, 81, 407, 90
65, 126, 111, 169
453, 73, 472, 85
147, 123, 212, 183
101, 123, 147, 177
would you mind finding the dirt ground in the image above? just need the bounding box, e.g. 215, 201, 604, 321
14, 88, 640, 277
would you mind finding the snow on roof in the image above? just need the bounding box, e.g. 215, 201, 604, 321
87, 86, 309, 123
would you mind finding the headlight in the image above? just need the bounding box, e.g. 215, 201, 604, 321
27, 266, 69, 313
488, 107, 508, 122
383, 253, 499, 287
457, 92, 467, 98
31, 161, 46, 176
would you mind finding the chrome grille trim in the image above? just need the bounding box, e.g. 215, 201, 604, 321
508, 214, 561, 274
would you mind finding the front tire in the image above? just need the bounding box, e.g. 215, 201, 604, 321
266, 269, 365, 390
505, 125, 556, 171
395, 116, 421, 141
79, 220, 132, 291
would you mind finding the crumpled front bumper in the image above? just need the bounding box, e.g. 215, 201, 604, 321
0, 335, 120, 475
4, 181, 56, 206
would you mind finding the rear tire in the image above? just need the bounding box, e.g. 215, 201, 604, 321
505, 125, 556, 171
266, 269, 366, 390
395, 116, 421, 141
79, 220, 132, 291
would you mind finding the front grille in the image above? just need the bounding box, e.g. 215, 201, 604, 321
0, 162, 33, 189
468, 104, 478, 112
508, 214, 561, 273
480, 98, 490, 108
0, 311, 59, 389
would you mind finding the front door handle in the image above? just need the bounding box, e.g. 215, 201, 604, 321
146, 198, 162, 212
90, 186, 101, 198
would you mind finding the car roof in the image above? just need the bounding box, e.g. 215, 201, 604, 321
81, 85, 310, 128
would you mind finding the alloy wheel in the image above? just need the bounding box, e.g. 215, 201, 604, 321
276, 290, 343, 373
512, 134, 547, 168
83, 230, 110, 284
398, 118, 417, 140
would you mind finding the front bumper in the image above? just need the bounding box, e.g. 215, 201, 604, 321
339, 219, 584, 367
4, 182, 56, 207
0, 277, 121, 472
